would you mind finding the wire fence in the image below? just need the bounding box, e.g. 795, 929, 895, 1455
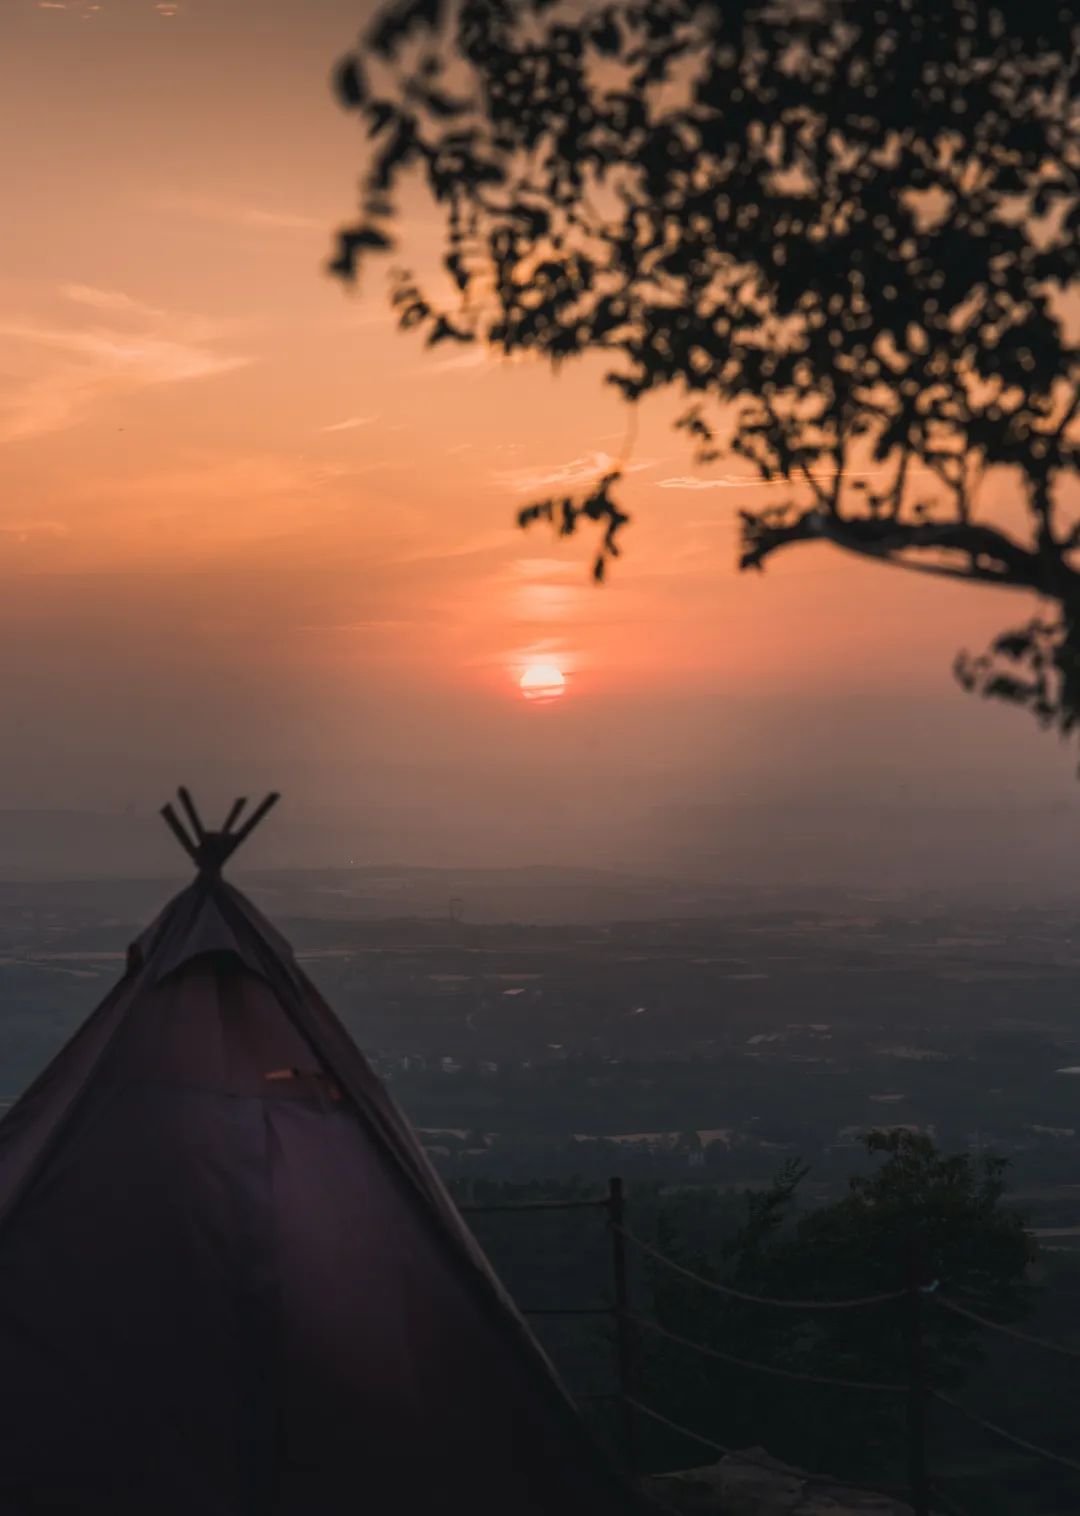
614, 1224, 906, 1310
459, 1178, 1080, 1516
629, 1312, 907, 1394
931, 1293, 1080, 1359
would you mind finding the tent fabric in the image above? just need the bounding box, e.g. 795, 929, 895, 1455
0, 876, 644, 1515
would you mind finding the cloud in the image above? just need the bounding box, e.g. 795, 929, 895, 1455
389, 526, 519, 568
511, 556, 586, 581
320, 414, 379, 434
295, 619, 417, 633
8, 448, 397, 576
124, 453, 344, 496
494, 451, 652, 495
0, 520, 68, 540
61, 285, 144, 313
657, 475, 778, 491
0, 321, 242, 383
0, 371, 105, 445
410, 344, 509, 379
0, 285, 250, 443
344, 307, 395, 332
421, 350, 489, 377
657, 467, 935, 491
156, 194, 321, 232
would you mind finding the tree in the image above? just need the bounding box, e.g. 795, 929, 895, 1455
331, 0, 1080, 740
643, 1132, 1034, 1487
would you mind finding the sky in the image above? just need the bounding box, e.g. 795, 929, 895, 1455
1, 0, 1079, 894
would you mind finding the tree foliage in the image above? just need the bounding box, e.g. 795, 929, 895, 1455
645, 1130, 1035, 1485
332, 0, 1080, 734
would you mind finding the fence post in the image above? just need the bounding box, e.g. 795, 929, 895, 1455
904, 1245, 931, 1516
608, 1176, 637, 1475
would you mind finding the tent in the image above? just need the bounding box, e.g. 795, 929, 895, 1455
0, 793, 643, 1515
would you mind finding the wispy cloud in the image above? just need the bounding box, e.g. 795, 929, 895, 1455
657, 475, 779, 490
30, 1, 181, 16
0, 320, 241, 382
510, 557, 584, 580
411, 345, 496, 379
295, 619, 416, 633
320, 414, 379, 434
156, 194, 321, 232
389, 526, 519, 567
0, 520, 68, 540
344, 306, 395, 332
0, 285, 250, 443
96, 452, 363, 516
658, 467, 933, 491
60, 286, 147, 314
13, 448, 391, 574
494, 451, 652, 495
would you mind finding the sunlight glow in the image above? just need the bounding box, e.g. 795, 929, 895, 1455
518, 662, 566, 702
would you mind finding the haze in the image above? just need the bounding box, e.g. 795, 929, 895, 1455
2, 0, 1078, 898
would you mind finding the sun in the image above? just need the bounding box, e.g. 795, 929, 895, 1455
519, 661, 566, 702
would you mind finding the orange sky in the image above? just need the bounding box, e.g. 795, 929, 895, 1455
2, 0, 1077, 889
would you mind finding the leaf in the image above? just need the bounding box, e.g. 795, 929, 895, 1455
373, 120, 418, 189
591, 15, 622, 54
992, 631, 1035, 660
366, 102, 397, 138
518, 500, 554, 530
335, 57, 366, 109
398, 298, 430, 329
445, 250, 469, 292
421, 88, 470, 119
426, 314, 474, 345
368, 0, 445, 58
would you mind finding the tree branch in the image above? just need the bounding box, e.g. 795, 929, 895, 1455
740, 509, 1067, 597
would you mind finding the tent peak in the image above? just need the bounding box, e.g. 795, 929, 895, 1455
159, 788, 280, 879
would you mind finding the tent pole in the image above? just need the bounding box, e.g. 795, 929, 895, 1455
160, 804, 197, 860
222, 797, 248, 835
176, 787, 206, 842
230, 792, 281, 849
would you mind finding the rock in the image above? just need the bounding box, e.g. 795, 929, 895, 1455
642, 1450, 924, 1516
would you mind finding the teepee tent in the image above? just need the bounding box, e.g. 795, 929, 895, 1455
0, 793, 642, 1516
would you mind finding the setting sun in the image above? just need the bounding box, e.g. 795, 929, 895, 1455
519, 662, 566, 702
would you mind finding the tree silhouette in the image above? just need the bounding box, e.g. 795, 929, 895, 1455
646, 1132, 1034, 1489
332, 1, 1080, 737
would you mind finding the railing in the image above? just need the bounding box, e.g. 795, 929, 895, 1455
459, 1178, 1080, 1516
460, 1178, 636, 1461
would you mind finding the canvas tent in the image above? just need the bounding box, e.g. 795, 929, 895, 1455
0, 793, 642, 1515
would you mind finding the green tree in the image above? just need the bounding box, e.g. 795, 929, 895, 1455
642, 1133, 1034, 1486
332, 1, 1080, 739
